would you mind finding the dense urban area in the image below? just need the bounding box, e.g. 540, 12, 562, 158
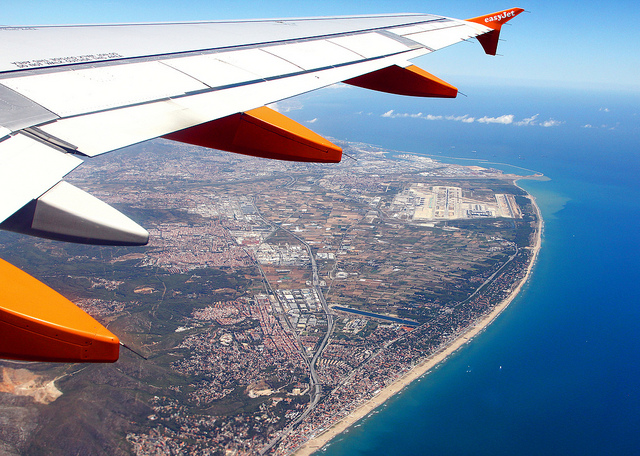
0, 138, 539, 456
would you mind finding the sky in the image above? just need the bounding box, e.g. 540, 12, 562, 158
3, 1, 640, 93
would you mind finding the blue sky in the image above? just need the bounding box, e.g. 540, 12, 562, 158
3, 1, 639, 92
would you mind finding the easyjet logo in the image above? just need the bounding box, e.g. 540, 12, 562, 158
484, 10, 517, 23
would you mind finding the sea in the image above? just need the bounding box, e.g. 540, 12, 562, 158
285, 82, 640, 455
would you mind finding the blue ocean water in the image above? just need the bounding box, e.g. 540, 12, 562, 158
288, 85, 640, 455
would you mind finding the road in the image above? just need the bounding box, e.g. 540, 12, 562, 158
251, 192, 335, 455
259, 227, 334, 455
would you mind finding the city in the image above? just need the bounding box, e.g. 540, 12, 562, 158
0, 138, 539, 455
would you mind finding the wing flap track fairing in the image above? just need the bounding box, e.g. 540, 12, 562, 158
0, 181, 149, 246
344, 64, 458, 98
164, 106, 342, 163
0, 258, 120, 363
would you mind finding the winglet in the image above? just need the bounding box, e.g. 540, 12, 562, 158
466, 8, 525, 55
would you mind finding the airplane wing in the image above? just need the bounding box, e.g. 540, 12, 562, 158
0, 8, 524, 363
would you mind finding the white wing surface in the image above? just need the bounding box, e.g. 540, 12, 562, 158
0, 8, 524, 363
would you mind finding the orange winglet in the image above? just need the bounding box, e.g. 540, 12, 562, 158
163, 106, 342, 163
0, 259, 120, 363
466, 8, 525, 55
344, 65, 457, 98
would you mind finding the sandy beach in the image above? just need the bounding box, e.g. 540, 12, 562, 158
293, 183, 543, 456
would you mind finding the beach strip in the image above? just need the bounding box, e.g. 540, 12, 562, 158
293, 185, 543, 456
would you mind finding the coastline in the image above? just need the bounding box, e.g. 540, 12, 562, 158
293, 181, 543, 456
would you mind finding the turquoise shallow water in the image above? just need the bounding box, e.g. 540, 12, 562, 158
288, 86, 640, 455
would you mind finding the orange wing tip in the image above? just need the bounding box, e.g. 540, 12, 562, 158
466, 8, 525, 30
0, 259, 120, 363
163, 106, 342, 163
344, 65, 457, 98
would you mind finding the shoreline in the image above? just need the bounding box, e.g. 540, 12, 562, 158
293, 180, 543, 456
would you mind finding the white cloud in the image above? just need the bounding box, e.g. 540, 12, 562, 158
267, 100, 303, 113
477, 115, 514, 125
599, 107, 610, 112
382, 109, 424, 120
583, 124, 594, 128
381, 110, 563, 128
516, 114, 539, 126
445, 115, 475, 123
306, 118, 318, 124
540, 119, 563, 127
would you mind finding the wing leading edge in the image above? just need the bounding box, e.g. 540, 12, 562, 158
0, 8, 524, 363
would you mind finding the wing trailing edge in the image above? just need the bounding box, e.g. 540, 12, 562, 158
164, 64, 461, 162
466, 8, 525, 55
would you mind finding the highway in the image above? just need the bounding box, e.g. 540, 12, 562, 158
260, 226, 334, 455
